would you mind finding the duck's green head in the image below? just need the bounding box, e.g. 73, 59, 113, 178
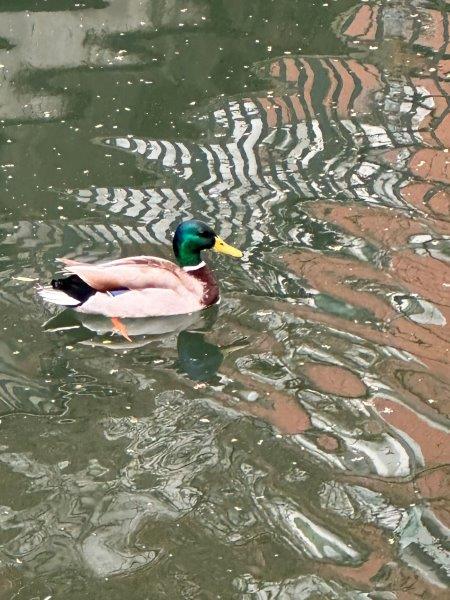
173, 220, 242, 268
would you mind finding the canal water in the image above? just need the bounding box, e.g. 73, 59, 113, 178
0, 0, 449, 597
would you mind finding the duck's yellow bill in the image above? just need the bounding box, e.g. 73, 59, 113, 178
213, 236, 243, 258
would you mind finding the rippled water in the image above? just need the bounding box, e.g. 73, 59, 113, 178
0, 0, 449, 597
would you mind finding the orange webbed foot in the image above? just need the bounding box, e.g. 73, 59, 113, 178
111, 317, 132, 342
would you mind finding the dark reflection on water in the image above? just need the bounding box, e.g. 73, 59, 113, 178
0, 0, 449, 598
44, 307, 224, 381
176, 331, 223, 382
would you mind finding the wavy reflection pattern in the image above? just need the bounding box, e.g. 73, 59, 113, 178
0, 0, 449, 597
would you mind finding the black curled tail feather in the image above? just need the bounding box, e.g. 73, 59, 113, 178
51, 275, 96, 304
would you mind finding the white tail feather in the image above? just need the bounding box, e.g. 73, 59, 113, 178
37, 286, 81, 306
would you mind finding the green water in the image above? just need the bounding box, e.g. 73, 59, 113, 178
1, 0, 449, 598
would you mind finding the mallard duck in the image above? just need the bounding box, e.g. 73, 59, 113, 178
38, 220, 242, 340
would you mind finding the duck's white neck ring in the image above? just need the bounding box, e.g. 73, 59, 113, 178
183, 261, 206, 272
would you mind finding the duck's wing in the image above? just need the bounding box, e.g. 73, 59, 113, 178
58, 255, 201, 295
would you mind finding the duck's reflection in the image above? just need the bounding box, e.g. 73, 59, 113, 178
176, 330, 223, 382
44, 306, 223, 381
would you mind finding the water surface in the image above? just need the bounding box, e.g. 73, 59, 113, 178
0, 0, 449, 598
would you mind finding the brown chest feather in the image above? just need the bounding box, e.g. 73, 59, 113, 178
188, 265, 219, 306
